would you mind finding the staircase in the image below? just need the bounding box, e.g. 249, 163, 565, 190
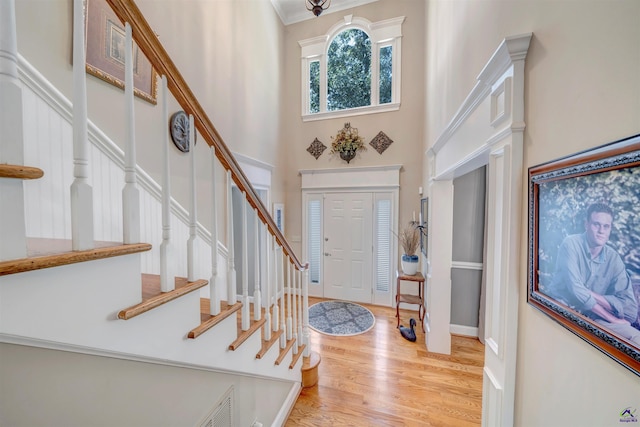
0, 0, 316, 425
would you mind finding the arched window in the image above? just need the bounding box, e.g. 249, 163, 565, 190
300, 15, 405, 121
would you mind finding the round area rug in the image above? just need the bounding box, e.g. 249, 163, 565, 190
308, 300, 375, 336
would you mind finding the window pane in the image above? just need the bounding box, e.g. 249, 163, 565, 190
308, 199, 321, 283
379, 45, 392, 104
327, 29, 371, 111
309, 60, 320, 114
375, 199, 391, 292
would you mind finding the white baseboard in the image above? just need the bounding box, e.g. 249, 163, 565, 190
449, 324, 478, 337
272, 382, 301, 427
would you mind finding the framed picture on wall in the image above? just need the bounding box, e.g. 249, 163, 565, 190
527, 133, 640, 377
83, 0, 157, 104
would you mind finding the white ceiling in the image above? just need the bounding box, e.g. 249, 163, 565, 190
270, 0, 380, 26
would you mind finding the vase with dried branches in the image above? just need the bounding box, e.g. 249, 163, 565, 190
396, 221, 420, 275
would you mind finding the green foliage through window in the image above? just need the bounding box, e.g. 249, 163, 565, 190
379, 46, 392, 104
327, 29, 371, 111
309, 61, 320, 114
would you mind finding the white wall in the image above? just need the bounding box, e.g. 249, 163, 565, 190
0, 343, 291, 427
425, 1, 640, 425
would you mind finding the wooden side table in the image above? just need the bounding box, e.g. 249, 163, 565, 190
396, 270, 425, 332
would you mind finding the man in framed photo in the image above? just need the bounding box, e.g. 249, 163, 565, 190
547, 202, 640, 346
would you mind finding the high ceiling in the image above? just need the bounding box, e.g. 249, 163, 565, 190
270, 0, 380, 26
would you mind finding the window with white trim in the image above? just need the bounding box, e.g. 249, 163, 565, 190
299, 15, 405, 122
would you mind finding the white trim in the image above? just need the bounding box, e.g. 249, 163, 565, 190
232, 152, 274, 173
450, 324, 479, 337
302, 102, 400, 122
451, 261, 483, 271
271, 382, 302, 427
0, 333, 288, 382
300, 164, 401, 190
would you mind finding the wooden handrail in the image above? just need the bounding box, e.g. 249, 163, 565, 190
105, 0, 306, 271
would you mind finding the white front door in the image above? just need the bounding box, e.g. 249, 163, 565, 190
323, 192, 373, 303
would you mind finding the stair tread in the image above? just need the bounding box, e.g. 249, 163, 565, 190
0, 163, 44, 180
188, 299, 242, 339
228, 317, 266, 351
289, 345, 306, 369
301, 350, 321, 371
275, 338, 297, 366
118, 274, 208, 320
0, 238, 152, 276
256, 329, 284, 359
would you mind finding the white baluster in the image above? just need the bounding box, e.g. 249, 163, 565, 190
253, 210, 262, 321
122, 22, 140, 244
303, 267, 310, 357
0, 0, 27, 260
280, 249, 286, 347
209, 147, 220, 315
241, 192, 249, 331
159, 76, 175, 292
71, 0, 94, 251
287, 260, 293, 341
272, 243, 280, 335
187, 114, 197, 282
263, 233, 272, 341
226, 170, 237, 305
297, 267, 303, 346
292, 265, 298, 354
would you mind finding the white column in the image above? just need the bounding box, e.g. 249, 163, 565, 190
209, 147, 220, 315
159, 76, 175, 292
426, 179, 453, 354
226, 170, 237, 305
187, 114, 197, 282
303, 267, 310, 357
71, 0, 94, 251
241, 192, 249, 331
253, 209, 262, 321
122, 22, 140, 244
0, 0, 27, 260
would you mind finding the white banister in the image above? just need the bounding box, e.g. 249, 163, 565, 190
71, 0, 94, 251
263, 233, 272, 341
253, 209, 262, 321
303, 267, 310, 357
159, 75, 175, 292
187, 114, 197, 281
241, 191, 249, 331
226, 170, 237, 305
0, 0, 27, 260
209, 146, 220, 315
286, 260, 293, 341
122, 22, 140, 244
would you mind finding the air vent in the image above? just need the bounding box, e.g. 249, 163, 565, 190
199, 386, 234, 427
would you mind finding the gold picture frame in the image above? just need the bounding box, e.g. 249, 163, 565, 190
84, 0, 157, 104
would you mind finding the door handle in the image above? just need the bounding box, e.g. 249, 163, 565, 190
324, 252, 331, 256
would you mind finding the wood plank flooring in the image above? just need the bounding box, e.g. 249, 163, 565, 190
286, 297, 484, 426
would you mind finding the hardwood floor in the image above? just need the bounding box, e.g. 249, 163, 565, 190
286, 297, 484, 426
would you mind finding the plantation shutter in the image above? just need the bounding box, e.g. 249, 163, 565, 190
375, 197, 392, 293
308, 198, 322, 284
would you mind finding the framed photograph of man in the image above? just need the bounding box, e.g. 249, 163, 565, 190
528, 133, 640, 377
